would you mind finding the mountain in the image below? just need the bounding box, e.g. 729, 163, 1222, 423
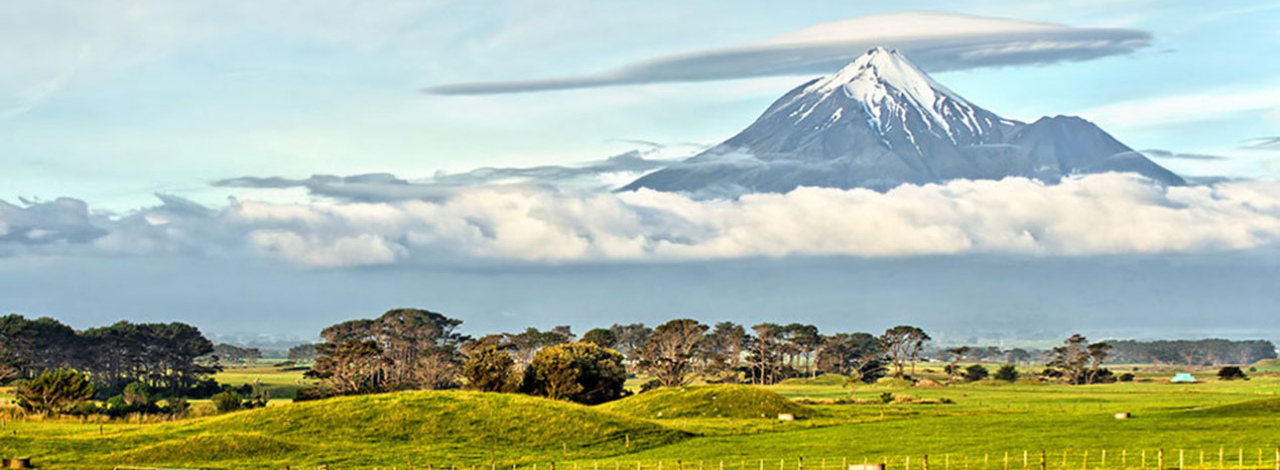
620, 47, 1184, 195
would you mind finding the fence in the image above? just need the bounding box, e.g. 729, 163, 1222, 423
270, 449, 1280, 470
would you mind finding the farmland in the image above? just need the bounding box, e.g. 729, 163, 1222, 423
2, 363, 1278, 469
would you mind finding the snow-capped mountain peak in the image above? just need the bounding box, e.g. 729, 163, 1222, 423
793, 47, 1000, 144
620, 48, 1184, 196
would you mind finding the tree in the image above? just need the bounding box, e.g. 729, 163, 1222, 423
962, 364, 989, 382
521, 342, 626, 404
206, 343, 262, 365
211, 390, 243, 413
463, 345, 520, 392
879, 326, 930, 379
308, 308, 468, 395
781, 323, 822, 378
1005, 348, 1032, 365
1047, 334, 1111, 385
638, 319, 709, 387
287, 343, 319, 363
701, 322, 748, 383
609, 323, 652, 367
581, 328, 618, 349
816, 332, 884, 384
994, 364, 1019, 382
1217, 366, 1248, 381
14, 368, 96, 415
506, 327, 575, 367
945, 346, 971, 380
746, 323, 785, 385
306, 339, 388, 395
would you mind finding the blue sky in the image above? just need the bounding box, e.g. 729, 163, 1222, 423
3, 1, 1280, 342
4, 0, 1279, 209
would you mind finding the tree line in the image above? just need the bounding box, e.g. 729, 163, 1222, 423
0, 314, 220, 397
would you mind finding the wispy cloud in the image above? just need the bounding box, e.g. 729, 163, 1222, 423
425, 12, 1151, 95
1241, 137, 1280, 150
1080, 85, 1280, 129
1139, 149, 1228, 161
212, 150, 679, 200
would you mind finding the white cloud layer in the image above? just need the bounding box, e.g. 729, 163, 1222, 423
426, 12, 1151, 95
8, 174, 1280, 267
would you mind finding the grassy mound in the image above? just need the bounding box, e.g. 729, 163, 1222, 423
1180, 397, 1280, 417
600, 385, 811, 420
8, 391, 688, 469
107, 432, 301, 463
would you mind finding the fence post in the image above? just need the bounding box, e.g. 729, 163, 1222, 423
1101, 450, 1106, 468
1179, 450, 1183, 470
925, 455, 931, 470
1240, 449, 1244, 470
908, 456, 912, 470
1221, 448, 1225, 469
1083, 451, 1088, 470
1039, 451, 1045, 470
1024, 451, 1028, 470
1158, 449, 1163, 470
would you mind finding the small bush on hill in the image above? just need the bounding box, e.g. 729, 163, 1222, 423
994, 364, 1019, 382
1119, 373, 1135, 382
1218, 366, 1249, 381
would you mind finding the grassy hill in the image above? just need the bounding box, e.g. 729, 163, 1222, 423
600, 385, 811, 420
1, 391, 689, 469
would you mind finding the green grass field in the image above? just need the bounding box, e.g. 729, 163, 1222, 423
2, 363, 1278, 470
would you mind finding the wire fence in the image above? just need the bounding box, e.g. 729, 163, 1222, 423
275, 449, 1280, 470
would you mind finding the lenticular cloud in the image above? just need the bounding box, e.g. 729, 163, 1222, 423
6, 173, 1280, 267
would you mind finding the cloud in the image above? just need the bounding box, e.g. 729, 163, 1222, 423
1138, 149, 1228, 161
1242, 137, 1280, 150
425, 12, 1151, 95
212, 150, 678, 201
11, 173, 1280, 267
1080, 85, 1280, 129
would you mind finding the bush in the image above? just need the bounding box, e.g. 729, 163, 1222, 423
638, 379, 663, 394
878, 392, 895, 404
1118, 373, 1135, 382
963, 364, 990, 382
123, 381, 151, 408
1218, 366, 1249, 381
994, 364, 1019, 382
521, 341, 627, 405
462, 345, 520, 393
14, 369, 97, 415
212, 390, 243, 413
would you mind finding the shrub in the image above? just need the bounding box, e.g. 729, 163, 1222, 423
14, 368, 97, 415
878, 392, 895, 404
1118, 373, 1135, 382
639, 379, 663, 394
963, 364, 990, 382
462, 345, 520, 393
123, 381, 151, 408
521, 341, 627, 404
1218, 366, 1249, 381
994, 364, 1019, 382
212, 390, 243, 413
162, 397, 190, 416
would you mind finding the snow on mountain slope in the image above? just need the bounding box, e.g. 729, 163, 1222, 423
621, 47, 1183, 195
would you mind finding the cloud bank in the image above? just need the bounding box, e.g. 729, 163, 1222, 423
426, 12, 1151, 95
7, 174, 1280, 267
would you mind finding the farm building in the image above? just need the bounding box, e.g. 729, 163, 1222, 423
1170, 373, 1197, 383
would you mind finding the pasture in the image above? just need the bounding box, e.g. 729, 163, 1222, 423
1, 363, 1278, 469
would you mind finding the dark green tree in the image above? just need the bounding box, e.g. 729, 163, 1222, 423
963, 364, 990, 382
14, 368, 97, 414
994, 364, 1019, 382
462, 344, 520, 392
581, 328, 618, 349
521, 342, 626, 404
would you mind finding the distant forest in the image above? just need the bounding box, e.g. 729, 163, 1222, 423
1, 310, 1275, 410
